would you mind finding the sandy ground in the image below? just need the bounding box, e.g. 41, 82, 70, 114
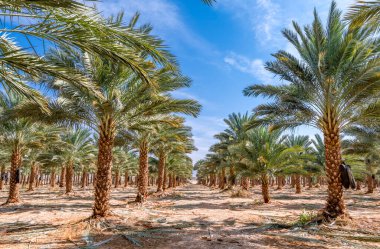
0, 184, 380, 249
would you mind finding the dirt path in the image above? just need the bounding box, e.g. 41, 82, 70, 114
1, 184, 380, 248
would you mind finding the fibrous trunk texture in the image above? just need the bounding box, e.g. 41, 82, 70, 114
242, 176, 250, 191
114, 169, 120, 188
28, 162, 37, 191
308, 176, 313, 188
163, 167, 167, 190
124, 170, 128, 187
156, 152, 165, 192
323, 120, 345, 219
367, 175, 373, 193
295, 174, 301, 194
81, 169, 86, 188
136, 140, 149, 203
261, 173, 270, 203
7, 146, 22, 203
93, 117, 115, 217
228, 166, 236, 189
50, 169, 56, 187
59, 166, 66, 188
65, 161, 74, 194
0, 165, 5, 190
220, 168, 226, 189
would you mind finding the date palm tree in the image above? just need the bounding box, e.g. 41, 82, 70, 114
229, 127, 300, 203
60, 128, 95, 194
0, 3, 173, 104
44, 41, 199, 215
152, 123, 195, 192
214, 113, 255, 188
243, 2, 380, 219
342, 125, 380, 193
346, 0, 380, 32
283, 135, 312, 194
0, 92, 63, 203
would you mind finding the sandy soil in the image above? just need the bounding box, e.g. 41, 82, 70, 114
0, 184, 379, 249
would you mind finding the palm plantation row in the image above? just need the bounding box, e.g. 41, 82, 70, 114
0, 1, 202, 218
197, 1, 380, 221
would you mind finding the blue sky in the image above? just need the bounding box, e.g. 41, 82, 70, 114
96, 0, 355, 163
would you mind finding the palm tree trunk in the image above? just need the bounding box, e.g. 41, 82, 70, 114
124, 170, 128, 187
276, 176, 283, 190
156, 152, 165, 192
65, 161, 73, 194
228, 166, 236, 189
59, 166, 66, 188
308, 176, 313, 188
93, 117, 115, 217
220, 168, 226, 189
261, 173, 270, 203
242, 176, 250, 191
136, 140, 149, 203
28, 162, 37, 191
291, 175, 295, 188
295, 174, 301, 194
173, 175, 177, 187
0, 165, 5, 190
323, 125, 345, 219
81, 169, 86, 188
356, 181, 361, 190
6, 145, 22, 204
50, 169, 56, 188
168, 173, 173, 188
366, 175, 373, 193
114, 169, 120, 188
163, 166, 167, 190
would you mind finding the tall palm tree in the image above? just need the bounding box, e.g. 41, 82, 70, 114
243, 2, 380, 219
44, 43, 199, 215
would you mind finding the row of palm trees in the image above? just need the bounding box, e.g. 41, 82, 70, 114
197, 1, 380, 220
0, 1, 201, 217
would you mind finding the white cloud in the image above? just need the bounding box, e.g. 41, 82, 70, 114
256, 0, 280, 41
224, 52, 274, 83
216, 0, 280, 44
95, 0, 214, 54
216, 0, 357, 49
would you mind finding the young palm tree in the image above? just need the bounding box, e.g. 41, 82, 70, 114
152, 123, 195, 192
60, 129, 95, 194
214, 113, 255, 188
23, 124, 63, 191
243, 2, 380, 219
229, 127, 297, 203
0, 93, 63, 203
283, 135, 312, 194
342, 126, 380, 193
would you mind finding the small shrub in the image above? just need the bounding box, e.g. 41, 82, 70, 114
298, 209, 317, 225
